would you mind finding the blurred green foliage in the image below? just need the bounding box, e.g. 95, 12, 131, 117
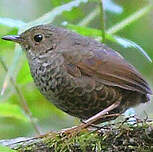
0, 145, 15, 152
0, 0, 153, 142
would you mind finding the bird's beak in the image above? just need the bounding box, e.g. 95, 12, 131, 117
1, 35, 23, 43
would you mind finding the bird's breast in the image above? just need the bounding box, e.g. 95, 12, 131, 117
28, 53, 67, 102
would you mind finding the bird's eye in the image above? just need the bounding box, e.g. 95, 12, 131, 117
33, 34, 43, 42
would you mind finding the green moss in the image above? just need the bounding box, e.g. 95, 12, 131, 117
13, 121, 153, 152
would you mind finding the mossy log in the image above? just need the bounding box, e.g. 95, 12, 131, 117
0, 120, 153, 152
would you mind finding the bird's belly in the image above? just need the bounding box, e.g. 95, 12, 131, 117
33, 69, 126, 119
30, 62, 138, 121
45, 83, 127, 120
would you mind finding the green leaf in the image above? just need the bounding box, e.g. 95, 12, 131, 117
64, 23, 102, 37
0, 17, 26, 28
51, 0, 72, 7
0, 145, 16, 152
27, 0, 89, 27
111, 36, 152, 62
63, 7, 84, 22
16, 61, 33, 84
0, 103, 29, 122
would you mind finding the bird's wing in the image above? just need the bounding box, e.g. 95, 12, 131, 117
62, 46, 152, 95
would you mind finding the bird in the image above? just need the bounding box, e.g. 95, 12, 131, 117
2, 24, 152, 132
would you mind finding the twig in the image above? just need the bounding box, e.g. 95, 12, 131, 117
0, 57, 41, 135
99, 0, 105, 43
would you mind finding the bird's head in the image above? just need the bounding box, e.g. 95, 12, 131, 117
2, 25, 59, 58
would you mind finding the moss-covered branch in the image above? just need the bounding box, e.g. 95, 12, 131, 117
0, 119, 153, 152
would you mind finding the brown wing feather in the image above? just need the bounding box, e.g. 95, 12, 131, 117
63, 46, 152, 95
78, 57, 152, 94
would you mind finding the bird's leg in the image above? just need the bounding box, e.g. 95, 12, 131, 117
63, 100, 121, 135
80, 119, 100, 129
81, 113, 121, 129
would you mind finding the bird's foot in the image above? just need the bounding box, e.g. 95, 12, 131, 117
59, 123, 88, 138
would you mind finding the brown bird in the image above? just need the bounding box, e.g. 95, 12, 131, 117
2, 24, 152, 132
